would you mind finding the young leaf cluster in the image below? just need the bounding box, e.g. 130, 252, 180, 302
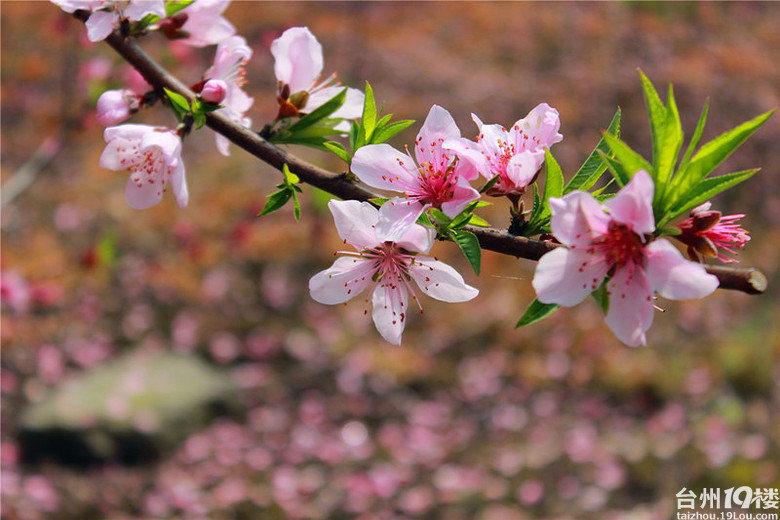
257, 164, 303, 221
602, 71, 772, 230
164, 88, 221, 131
133, 0, 196, 34
324, 82, 414, 165
422, 201, 491, 275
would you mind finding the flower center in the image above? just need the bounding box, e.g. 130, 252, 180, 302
415, 158, 459, 208
592, 222, 645, 269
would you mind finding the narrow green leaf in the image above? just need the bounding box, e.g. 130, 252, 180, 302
282, 164, 300, 185
598, 151, 631, 187
601, 132, 654, 181
165, 0, 196, 17
369, 197, 390, 207
516, 299, 560, 328
375, 114, 393, 130
349, 120, 359, 152
523, 150, 563, 235
323, 141, 352, 164
678, 99, 709, 173
258, 189, 293, 217
479, 174, 501, 194
287, 88, 347, 132
164, 88, 190, 121
292, 191, 301, 221
659, 168, 759, 226
428, 208, 451, 225
371, 119, 415, 144
653, 83, 683, 209
451, 229, 481, 275
590, 281, 610, 314
450, 210, 473, 229
361, 82, 377, 143
638, 69, 667, 170
565, 108, 621, 193
193, 112, 207, 130
467, 214, 490, 227
669, 110, 773, 200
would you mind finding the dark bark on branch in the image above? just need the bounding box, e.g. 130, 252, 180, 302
93, 21, 766, 295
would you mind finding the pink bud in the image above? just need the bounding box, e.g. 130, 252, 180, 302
200, 79, 227, 104
96, 89, 139, 126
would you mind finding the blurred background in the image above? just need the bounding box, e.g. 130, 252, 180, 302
1, 2, 779, 519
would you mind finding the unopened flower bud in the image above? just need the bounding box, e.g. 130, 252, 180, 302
96, 89, 140, 126
200, 79, 228, 104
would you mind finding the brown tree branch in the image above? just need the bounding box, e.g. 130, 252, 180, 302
93, 22, 766, 295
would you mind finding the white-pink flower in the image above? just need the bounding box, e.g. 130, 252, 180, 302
50, 0, 166, 42
532, 170, 718, 347
99, 124, 188, 209
350, 105, 480, 241
203, 35, 254, 156
1, 271, 31, 314
175, 0, 236, 47
309, 200, 479, 345
446, 103, 562, 197
271, 26, 363, 125
95, 89, 141, 126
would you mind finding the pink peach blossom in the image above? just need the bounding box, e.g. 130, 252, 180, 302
271, 26, 363, 126
532, 170, 718, 346
204, 36, 254, 156
96, 89, 141, 126
446, 103, 562, 197
309, 200, 478, 345
351, 105, 480, 241
100, 124, 188, 209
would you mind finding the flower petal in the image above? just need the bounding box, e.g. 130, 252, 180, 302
532, 247, 610, 306
351, 144, 420, 193
371, 282, 409, 345
85, 11, 118, 42
410, 259, 479, 303
169, 162, 189, 209
514, 103, 563, 152
442, 138, 489, 180
271, 27, 323, 94
140, 129, 181, 161
644, 239, 719, 300
125, 174, 163, 210
604, 169, 655, 235
375, 198, 427, 243
309, 256, 375, 305
440, 179, 480, 218
394, 222, 435, 255
604, 265, 653, 347
328, 200, 381, 250
505, 150, 544, 191
415, 105, 461, 168
549, 191, 610, 249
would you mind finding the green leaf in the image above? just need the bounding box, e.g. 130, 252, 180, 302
522, 150, 563, 235
565, 108, 621, 193
479, 174, 501, 194
451, 229, 481, 275
599, 151, 632, 187
668, 110, 773, 201
678, 99, 709, 172
590, 281, 610, 314
323, 141, 352, 164
360, 82, 377, 143
258, 189, 293, 217
660, 168, 759, 226
164, 88, 190, 122
349, 120, 359, 152
292, 191, 301, 221
369, 197, 390, 207
371, 119, 415, 144
653, 83, 683, 209
165, 0, 196, 17
638, 69, 668, 171
601, 132, 653, 182
375, 113, 393, 130
467, 214, 490, 227
282, 163, 300, 185
193, 112, 207, 130
287, 88, 347, 132
515, 299, 560, 328
428, 208, 451, 225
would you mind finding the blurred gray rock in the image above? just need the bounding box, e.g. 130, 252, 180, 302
18, 351, 242, 466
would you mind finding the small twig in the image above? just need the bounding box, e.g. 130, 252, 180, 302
89, 18, 767, 295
